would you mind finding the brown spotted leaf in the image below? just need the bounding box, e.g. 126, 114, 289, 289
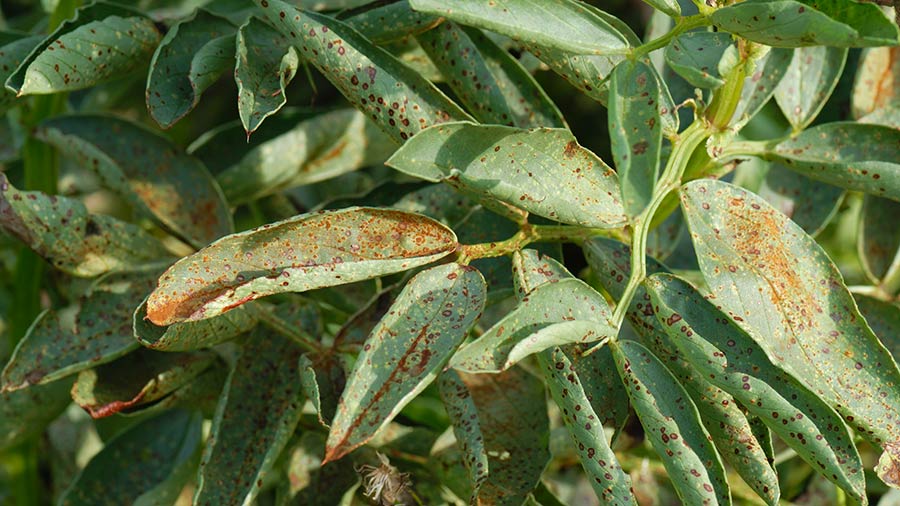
859, 195, 900, 284
727, 47, 793, 130
774, 46, 848, 131
254, 0, 470, 144
852, 47, 900, 119
300, 351, 348, 427
0, 174, 172, 277
133, 297, 257, 352
340, 0, 441, 44
36, 115, 233, 248
681, 178, 900, 453
324, 263, 486, 462
146, 207, 458, 326
0, 33, 43, 112
0, 377, 73, 451
387, 122, 626, 228
194, 327, 306, 505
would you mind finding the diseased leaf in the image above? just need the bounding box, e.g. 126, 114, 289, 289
451, 278, 614, 373
680, 179, 900, 454
774, 46, 847, 130
728, 47, 793, 130
300, 352, 347, 427
194, 328, 305, 505
768, 122, 900, 201
538, 347, 636, 505
642, 0, 680, 17
71, 348, 216, 418
146, 10, 235, 129
0, 377, 72, 451
757, 163, 844, 236
325, 263, 486, 462
852, 47, 900, 119
860, 103, 900, 130
609, 59, 675, 218
387, 122, 626, 228
59, 410, 201, 506
438, 370, 490, 497
417, 22, 565, 129
856, 295, 900, 361
611, 339, 731, 506
2, 269, 159, 391
340, 0, 441, 44
511, 248, 571, 300
37, 115, 233, 248
6, 2, 161, 94
255, 0, 470, 144
332, 283, 402, 352
710, 0, 900, 48
859, 195, 900, 283
0, 34, 43, 112
665, 31, 733, 89
133, 298, 257, 351
235, 16, 299, 136
279, 432, 358, 505
0, 174, 171, 277
120, 361, 228, 419
146, 207, 458, 325
646, 273, 866, 503
391, 183, 477, 227
408, 0, 630, 56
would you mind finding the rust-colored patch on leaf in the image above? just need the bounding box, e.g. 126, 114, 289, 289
878, 441, 900, 488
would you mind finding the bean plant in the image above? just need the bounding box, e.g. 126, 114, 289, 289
1, 0, 900, 504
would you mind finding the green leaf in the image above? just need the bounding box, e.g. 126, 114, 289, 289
439, 367, 550, 504
215, 108, 395, 205
132, 298, 257, 351
860, 103, 900, 130
300, 351, 347, 427
0, 34, 42, 112
610, 339, 731, 506
1, 269, 159, 391
235, 16, 299, 136
120, 361, 227, 419
774, 46, 847, 130
709, 0, 900, 48
146, 9, 236, 129
855, 294, 900, 363
408, 0, 629, 56
6, 2, 161, 94
36, 115, 233, 248
451, 278, 614, 373
768, 122, 900, 201
680, 179, 900, 451
255, 0, 470, 144
0, 377, 72, 451
194, 328, 305, 505
642, 0, 680, 17
416, 22, 565, 128
537, 347, 636, 505
391, 183, 477, 227
859, 195, 900, 283
278, 432, 358, 505
332, 283, 401, 352
324, 263, 486, 462
609, 59, 675, 218
340, 0, 441, 44
646, 273, 866, 503
664, 31, 733, 89
728, 47, 793, 129
71, 348, 216, 418
387, 122, 626, 228
757, 163, 844, 236
511, 248, 571, 300
146, 207, 458, 325
0, 174, 172, 277
851, 47, 900, 119
58, 410, 201, 506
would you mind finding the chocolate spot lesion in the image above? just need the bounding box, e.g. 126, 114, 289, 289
84, 218, 101, 237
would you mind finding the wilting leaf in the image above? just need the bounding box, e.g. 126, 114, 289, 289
0, 377, 73, 451
235, 16, 299, 136
340, 0, 441, 44
2, 269, 159, 391
646, 273, 866, 503
0, 34, 43, 112
417, 22, 565, 129
538, 347, 636, 504
859, 195, 900, 283
325, 263, 486, 462
133, 298, 257, 351
255, 0, 470, 144
71, 348, 216, 418
59, 410, 201, 506
728, 47, 793, 129
5, 2, 161, 94
767, 122, 900, 201
852, 47, 900, 119
0, 174, 171, 277
680, 179, 900, 453
757, 163, 844, 236
37, 115, 233, 248
195, 328, 305, 505
409, 0, 629, 56
146, 9, 236, 128
300, 352, 347, 427
387, 122, 626, 228
710, 0, 900, 48
609, 59, 675, 218
611, 339, 731, 506
774, 46, 847, 130
665, 31, 733, 89
146, 207, 458, 325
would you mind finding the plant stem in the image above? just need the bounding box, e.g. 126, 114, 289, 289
457, 224, 627, 264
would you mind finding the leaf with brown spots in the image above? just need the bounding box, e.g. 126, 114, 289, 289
279, 432, 359, 505
254, 0, 470, 144
194, 327, 306, 505
6, 2, 161, 95
727, 47, 793, 130
145, 207, 458, 326
755, 162, 845, 236
646, 273, 866, 503
0, 376, 73, 451
710, 0, 900, 48
681, 179, 900, 459
387, 122, 626, 228
324, 263, 486, 462
0, 174, 172, 277
417, 22, 565, 128
339, 0, 441, 44
0, 33, 42, 112
146, 9, 236, 129
37, 115, 233, 248
855, 295, 900, 361
774, 46, 848, 131
859, 195, 900, 284
300, 351, 348, 427
133, 296, 257, 351
611, 339, 731, 506
664, 31, 733, 89
852, 47, 900, 119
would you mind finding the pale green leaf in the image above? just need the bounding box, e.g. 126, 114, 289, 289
133, 298, 257, 352
728, 47, 793, 130
774, 46, 848, 130
859, 195, 900, 283
0, 34, 42, 112
757, 163, 844, 236
340, 0, 441, 44
665, 31, 733, 89
851, 47, 900, 119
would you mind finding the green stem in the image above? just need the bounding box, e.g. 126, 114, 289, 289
457, 224, 626, 264
632, 14, 711, 59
